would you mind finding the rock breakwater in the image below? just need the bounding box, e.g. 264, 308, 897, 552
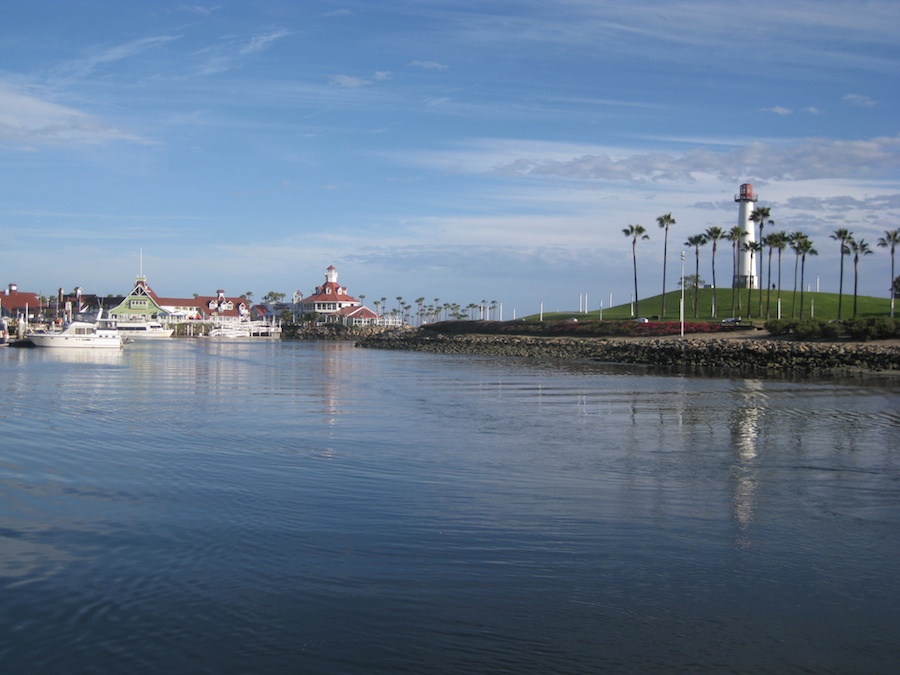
356, 330, 900, 376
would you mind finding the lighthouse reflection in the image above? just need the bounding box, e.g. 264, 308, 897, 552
731, 379, 766, 548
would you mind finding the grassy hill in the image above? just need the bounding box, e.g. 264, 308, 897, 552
531, 288, 893, 324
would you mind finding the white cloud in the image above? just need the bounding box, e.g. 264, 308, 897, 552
57, 35, 180, 78
331, 74, 370, 88
765, 106, 793, 116
842, 93, 876, 107
0, 83, 144, 146
239, 29, 290, 56
410, 135, 900, 184
409, 60, 449, 70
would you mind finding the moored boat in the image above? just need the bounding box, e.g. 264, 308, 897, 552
27, 310, 125, 349
115, 320, 174, 339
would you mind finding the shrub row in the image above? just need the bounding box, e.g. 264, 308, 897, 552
764, 317, 899, 341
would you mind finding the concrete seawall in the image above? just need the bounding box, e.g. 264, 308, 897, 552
356, 330, 900, 376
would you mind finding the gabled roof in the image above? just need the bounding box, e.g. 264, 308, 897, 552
300, 281, 359, 304
0, 286, 41, 313
333, 305, 378, 319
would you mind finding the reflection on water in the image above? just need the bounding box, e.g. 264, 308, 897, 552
0, 341, 898, 674
732, 379, 765, 546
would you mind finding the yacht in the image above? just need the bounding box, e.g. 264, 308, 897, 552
116, 320, 174, 339
27, 310, 125, 349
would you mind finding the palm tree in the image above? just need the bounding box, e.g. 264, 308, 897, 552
796, 235, 818, 319
657, 213, 675, 318
623, 224, 650, 317
848, 237, 873, 318
829, 228, 853, 320
685, 234, 706, 318
877, 228, 900, 318
768, 231, 788, 319
726, 225, 746, 316
705, 226, 724, 318
788, 232, 807, 318
750, 207, 772, 315
743, 241, 762, 318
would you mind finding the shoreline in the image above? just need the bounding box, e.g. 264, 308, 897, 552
356, 328, 900, 377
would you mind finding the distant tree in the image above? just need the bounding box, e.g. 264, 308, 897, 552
743, 240, 762, 318
849, 237, 873, 318
795, 235, 818, 319
829, 228, 853, 320
685, 233, 707, 318
262, 291, 285, 304
705, 226, 725, 318
877, 228, 900, 318
750, 207, 772, 316
768, 231, 788, 319
726, 226, 746, 316
657, 213, 675, 318
415, 297, 426, 325
623, 224, 650, 317
788, 232, 807, 318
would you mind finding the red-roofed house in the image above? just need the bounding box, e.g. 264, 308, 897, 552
109, 276, 249, 323
1, 284, 42, 320
295, 266, 386, 326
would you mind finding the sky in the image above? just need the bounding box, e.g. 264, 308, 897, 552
1, 1, 898, 318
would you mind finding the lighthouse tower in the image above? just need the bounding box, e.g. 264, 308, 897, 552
734, 183, 759, 289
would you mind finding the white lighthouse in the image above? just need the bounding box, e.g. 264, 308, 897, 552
734, 183, 759, 289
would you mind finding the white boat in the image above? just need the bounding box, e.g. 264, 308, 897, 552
27, 310, 125, 349
115, 320, 174, 339
207, 324, 251, 338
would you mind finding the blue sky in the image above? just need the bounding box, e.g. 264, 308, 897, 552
1, 1, 898, 317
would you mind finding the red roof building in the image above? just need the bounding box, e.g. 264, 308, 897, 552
295, 266, 385, 325
1, 284, 42, 319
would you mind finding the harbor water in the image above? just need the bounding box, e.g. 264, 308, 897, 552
1, 340, 898, 673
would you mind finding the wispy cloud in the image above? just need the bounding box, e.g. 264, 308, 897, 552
765, 106, 793, 116
194, 29, 291, 76
842, 93, 876, 107
56, 35, 180, 78
410, 60, 449, 70
239, 29, 290, 56
0, 83, 144, 146
330, 71, 392, 88
331, 74, 370, 88
178, 5, 220, 16
403, 134, 900, 185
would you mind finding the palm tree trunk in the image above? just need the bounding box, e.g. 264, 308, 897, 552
693, 249, 700, 317
632, 243, 640, 318
792, 254, 799, 318
731, 245, 739, 315
711, 247, 718, 318
800, 256, 807, 319
765, 249, 773, 319
661, 230, 668, 318
837, 253, 845, 320
853, 257, 859, 318
746, 251, 753, 318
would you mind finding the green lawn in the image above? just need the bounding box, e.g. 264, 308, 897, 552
532, 288, 894, 324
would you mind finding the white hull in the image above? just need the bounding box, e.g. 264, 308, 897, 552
28, 333, 124, 349
116, 322, 174, 339
28, 311, 125, 349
